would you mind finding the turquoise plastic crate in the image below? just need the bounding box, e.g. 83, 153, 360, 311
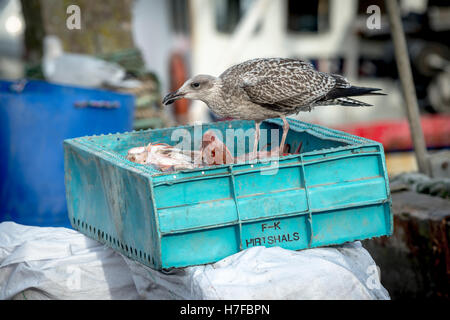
64, 118, 392, 269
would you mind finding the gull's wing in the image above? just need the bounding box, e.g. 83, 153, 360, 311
236, 58, 336, 111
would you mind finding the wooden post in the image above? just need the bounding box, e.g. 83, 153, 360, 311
20, 0, 46, 64
385, 0, 430, 176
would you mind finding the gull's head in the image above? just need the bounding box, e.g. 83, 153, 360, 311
162, 74, 220, 105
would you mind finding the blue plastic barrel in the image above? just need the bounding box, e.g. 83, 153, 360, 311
0, 79, 135, 228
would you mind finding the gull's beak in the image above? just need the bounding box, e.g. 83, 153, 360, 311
162, 90, 185, 105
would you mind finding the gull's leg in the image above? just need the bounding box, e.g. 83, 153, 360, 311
279, 115, 289, 156
252, 121, 261, 160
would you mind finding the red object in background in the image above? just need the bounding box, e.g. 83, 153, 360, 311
334, 115, 450, 151
169, 52, 189, 122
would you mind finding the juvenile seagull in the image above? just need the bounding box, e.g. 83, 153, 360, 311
163, 58, 385, 158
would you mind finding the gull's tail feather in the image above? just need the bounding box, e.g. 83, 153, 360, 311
335, 97, 373, 107
313, 85, 386, 107
312, 97, 373, 107
325, 86, 386, 100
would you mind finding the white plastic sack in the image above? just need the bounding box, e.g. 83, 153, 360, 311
0, 222, 389, 300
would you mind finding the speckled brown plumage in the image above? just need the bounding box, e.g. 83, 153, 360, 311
205, 58, 380, 121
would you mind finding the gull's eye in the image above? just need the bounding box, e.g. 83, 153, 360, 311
191, 82, 200, 89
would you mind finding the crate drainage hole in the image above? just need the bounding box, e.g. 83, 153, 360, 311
78, 221, 153, 265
